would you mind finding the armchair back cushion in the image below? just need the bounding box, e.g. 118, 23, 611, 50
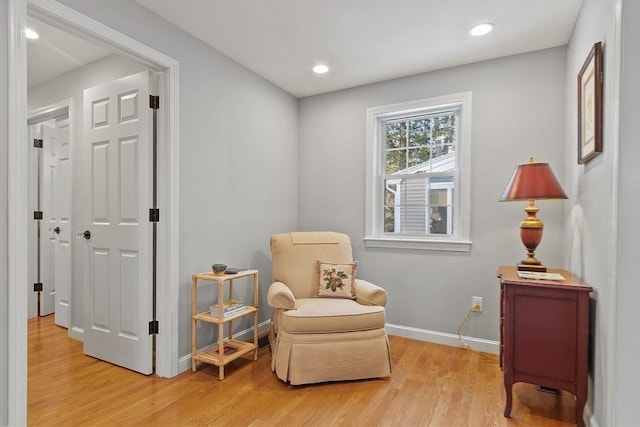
271, 232, 353, 298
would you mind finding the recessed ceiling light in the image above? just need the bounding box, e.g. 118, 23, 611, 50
25, 28, 39, 40
313, 64, 329, 74
469, 23, 494, 37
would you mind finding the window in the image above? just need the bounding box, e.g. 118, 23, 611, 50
365, 93, 472, 251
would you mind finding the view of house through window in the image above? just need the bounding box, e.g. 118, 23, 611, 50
383, 111, 457, 236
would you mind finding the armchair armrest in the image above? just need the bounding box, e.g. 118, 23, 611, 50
267, 281, 297, 310
353, 279, 387, 307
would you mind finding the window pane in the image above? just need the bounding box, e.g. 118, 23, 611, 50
403, 204, 427, 234
429, 188, 448, 205
385, 149, 406, 174
404, 177, 426, 233
385, 121, 406, 149
384, 207, 396, 232
384, 183, 397, 201
433, 114, 455, 141
428, 183, 453, 235
429, 206, 449, 234
383, 177, 431, 235
430, 114, 456, 157
408, 118, 428, 147
384, 181, 399, 233
408, 147, 430, 168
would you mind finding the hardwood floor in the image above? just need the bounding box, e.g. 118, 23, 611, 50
28, 315, 577, 426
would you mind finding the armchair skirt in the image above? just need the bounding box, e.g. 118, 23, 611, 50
271, 325, 391, 385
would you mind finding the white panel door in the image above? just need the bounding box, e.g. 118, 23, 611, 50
54, 117, 72, 328
82, 71, 153, 374
40, 123, 57, 316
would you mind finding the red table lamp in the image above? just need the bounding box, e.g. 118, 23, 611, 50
499, 158, 567, 272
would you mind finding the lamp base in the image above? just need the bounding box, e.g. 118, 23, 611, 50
517, 263, 547, 273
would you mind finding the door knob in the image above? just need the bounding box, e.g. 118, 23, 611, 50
53, 226, 60, 235
77, 230, 91, 240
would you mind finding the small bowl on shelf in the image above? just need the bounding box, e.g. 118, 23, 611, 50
211, 264, 227, 276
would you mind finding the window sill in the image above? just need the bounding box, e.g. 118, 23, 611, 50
363, 237, 472, 252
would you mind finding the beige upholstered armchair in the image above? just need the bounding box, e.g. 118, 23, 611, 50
267, 232, 391, 385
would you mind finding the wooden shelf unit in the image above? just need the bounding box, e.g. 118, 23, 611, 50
191, 269, 259, 380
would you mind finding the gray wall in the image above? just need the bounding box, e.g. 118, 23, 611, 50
52, 0, 299, 360
1, 0, 9, 422
564, 0, 640, 425
614, 1, 640, 423
563, 0, 619, 425
298, 47, 567, 342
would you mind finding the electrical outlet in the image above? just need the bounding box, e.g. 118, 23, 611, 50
472, 296, 483, 312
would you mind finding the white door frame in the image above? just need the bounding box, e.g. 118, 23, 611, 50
7, 2, 30, 424
8, 0, 180, 422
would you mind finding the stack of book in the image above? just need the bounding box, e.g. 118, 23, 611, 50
210, 300, 246, 317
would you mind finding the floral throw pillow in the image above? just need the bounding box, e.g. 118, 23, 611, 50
316, 261, 357, 299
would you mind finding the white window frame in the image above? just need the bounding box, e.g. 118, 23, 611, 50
364, 92, 472, 252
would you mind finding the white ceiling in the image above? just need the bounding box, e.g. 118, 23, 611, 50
27, 0, 583, 97
26, 16, 112, 88
137, 0, 583, 97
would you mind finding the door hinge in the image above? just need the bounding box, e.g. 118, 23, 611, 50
148, 320, 159, 335
149, 95, 160, 110
34, 211, 43, 220
33, 139, 43, 148
149, 208, 160, 222
34, 283, 43, 292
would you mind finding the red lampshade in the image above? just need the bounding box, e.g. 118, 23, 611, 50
499, 160, 567, 201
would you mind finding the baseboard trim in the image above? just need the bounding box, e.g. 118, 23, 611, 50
385, 323, 500, 354
69, 326, 84, 341
178, 319, 271, 373
178, 320, 499, 373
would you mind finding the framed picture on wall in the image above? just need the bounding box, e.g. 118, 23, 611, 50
577, 41, 603, 164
